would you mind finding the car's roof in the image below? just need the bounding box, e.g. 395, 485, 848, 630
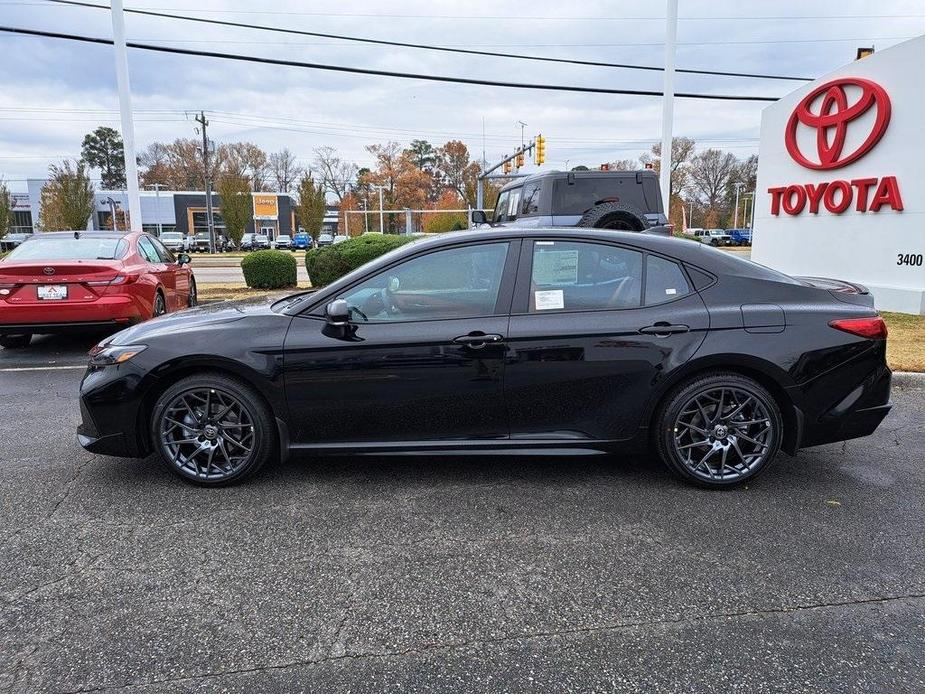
28, 231, 132, 239
499, 168, 658, 193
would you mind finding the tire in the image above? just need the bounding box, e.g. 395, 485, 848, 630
153, 291, 167, 318
576, 202, 649, 232
0, 333, 32, 349
653, 372, 783, 488
150, 373, 276, 486
187, 278, 198, 308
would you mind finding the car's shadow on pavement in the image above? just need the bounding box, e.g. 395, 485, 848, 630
0, 331, 112, 365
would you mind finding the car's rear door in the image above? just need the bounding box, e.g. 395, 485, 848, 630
149, 235, 190, 309
137, 236, 176, 307
283, 239, 519, 446
504, 237, 709, 442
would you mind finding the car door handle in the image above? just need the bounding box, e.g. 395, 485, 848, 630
453, 333, 504, 348
639, 323, 690, 336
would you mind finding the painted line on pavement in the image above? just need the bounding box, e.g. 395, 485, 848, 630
0, 365, 87, 372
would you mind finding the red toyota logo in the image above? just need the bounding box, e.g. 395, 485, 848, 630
785, 77, 891, 170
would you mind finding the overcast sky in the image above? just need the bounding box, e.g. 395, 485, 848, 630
1, 0, 924, 191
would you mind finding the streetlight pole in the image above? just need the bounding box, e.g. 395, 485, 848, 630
372, 184, 386, 233
659, 0, 679, 222
110, 0, 142, 232
733, 182, 745, 228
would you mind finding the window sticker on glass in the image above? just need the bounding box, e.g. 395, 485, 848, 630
534, 289, 565, 310
665, 288, 677, 295
533, 249, 579, 285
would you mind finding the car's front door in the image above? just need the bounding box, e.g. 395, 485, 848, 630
283, 240, 519, 447
505, 238, 709, 442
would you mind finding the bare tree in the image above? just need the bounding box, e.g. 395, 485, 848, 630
221, 142, 269, 191
268, 149, 303, 193
312, 146, 357, 202
640, 136, 696, 199
689, 148, 738, 211
608, 158, 641, 171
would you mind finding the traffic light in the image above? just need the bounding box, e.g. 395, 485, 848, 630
503, 159, 512, 174
516, 151, 525, 168
534, 134, 546, 165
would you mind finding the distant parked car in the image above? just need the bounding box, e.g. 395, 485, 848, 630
274, 234, 292, 250
254, 234, 271, 250
727, 228, 752, 246
694, 229, 733, 246
240, 233, 256, 251
159, 231, 188, 253
333, 235, 348, 244
1, 233, 33, 252
292, 232, 312, 250
317, 233, 334, 247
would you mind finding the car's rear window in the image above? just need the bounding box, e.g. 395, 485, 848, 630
6, 236, 127, 261
553, 178, 627, 215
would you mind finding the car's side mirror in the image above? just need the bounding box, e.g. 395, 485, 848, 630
471, 210, 489, 226
176, 253, 191, 265
325, 298, 351, 326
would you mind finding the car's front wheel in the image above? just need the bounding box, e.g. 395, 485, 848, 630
187, 278, 198, 308
151, 373, 276, 486
654, 372, 782, 488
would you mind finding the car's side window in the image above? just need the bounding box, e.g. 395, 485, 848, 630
137, 236, 161, 264
645, 255, 691, 305
520, 182, 541, 216
493, 190, 510, 223
149, 236, 176, 263
528, 240, 643, 312
340, 242, 510, 322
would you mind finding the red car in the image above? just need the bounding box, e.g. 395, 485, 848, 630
0, 231, 197, 348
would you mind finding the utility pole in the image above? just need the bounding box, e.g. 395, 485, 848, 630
659, 0, 679, 222
195, 111, 216, 253
477, 116, 486, 212
362, 200, 369, 233
733, 182, 745, 228
110, 0, 142, 232
372, 184, 386, 233
688, 198, 694, 228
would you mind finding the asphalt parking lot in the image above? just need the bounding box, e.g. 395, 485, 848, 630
1, 333, 923, 693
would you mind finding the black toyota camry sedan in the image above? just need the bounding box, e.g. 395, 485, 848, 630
77, 228, 892, 488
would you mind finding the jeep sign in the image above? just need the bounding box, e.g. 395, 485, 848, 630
753, 35, 925, 314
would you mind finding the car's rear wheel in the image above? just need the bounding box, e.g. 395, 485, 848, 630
0, 333, 32, 349
151, 374, 275, 486
654, 372, 782, 488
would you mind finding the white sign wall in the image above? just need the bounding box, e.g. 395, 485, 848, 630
752, 35, 925, 314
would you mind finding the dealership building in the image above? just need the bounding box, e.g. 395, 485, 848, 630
753, 35, 925, 314
11, 182, 340, 240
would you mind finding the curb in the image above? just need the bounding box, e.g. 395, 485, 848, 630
892, 371, 925, 388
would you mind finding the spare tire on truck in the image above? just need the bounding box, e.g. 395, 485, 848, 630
576, 202, 650, 232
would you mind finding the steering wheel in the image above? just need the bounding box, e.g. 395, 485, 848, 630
607, 277, 632, 308
348, 305, 368, 322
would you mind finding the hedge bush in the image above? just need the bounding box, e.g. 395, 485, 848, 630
306, 234, 415, 286
241, 249, 297, 289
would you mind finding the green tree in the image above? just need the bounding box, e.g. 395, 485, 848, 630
0, 180, 12, 240
81, 126, 126, 189
216, 173, 252, 247
38, 161, 95, 231
295, 174, 326, 242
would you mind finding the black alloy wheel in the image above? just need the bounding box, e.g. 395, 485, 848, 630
151, 374, 275, 485
655, 372, 782, 487
153, 292, 167, 317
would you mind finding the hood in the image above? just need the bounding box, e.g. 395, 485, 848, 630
108, 295, 281, 345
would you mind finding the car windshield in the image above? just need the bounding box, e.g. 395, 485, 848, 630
278, 235, 291, 241
161, 233, 181, 240
6, 236, 127, 261
195, 233, 210, 240
256, 235, 268, 241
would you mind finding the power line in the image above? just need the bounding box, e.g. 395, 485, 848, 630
43, 0, 814, 82
0, 25, 782, 102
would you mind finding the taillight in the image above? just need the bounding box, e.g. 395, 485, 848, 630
86, 274, 138, 286
828, 316, 888, 340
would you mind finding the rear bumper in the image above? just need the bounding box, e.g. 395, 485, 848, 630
794, 358, 893, 449
0, 296, 144, 334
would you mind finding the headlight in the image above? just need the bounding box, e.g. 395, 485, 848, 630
88, 344, 147, 366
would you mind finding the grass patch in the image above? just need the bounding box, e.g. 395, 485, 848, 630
198, 283, 310, 302
882, 312, 925, 373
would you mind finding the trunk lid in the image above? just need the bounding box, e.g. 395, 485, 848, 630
0, 261, 124, 304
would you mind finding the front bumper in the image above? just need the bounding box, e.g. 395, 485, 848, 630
77, 363, 151, 458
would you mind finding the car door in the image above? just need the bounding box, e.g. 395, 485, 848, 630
504, 238, 709, 442
149, 235, 190, 308
137, 236, 176, 306
283, 239, 520, 447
